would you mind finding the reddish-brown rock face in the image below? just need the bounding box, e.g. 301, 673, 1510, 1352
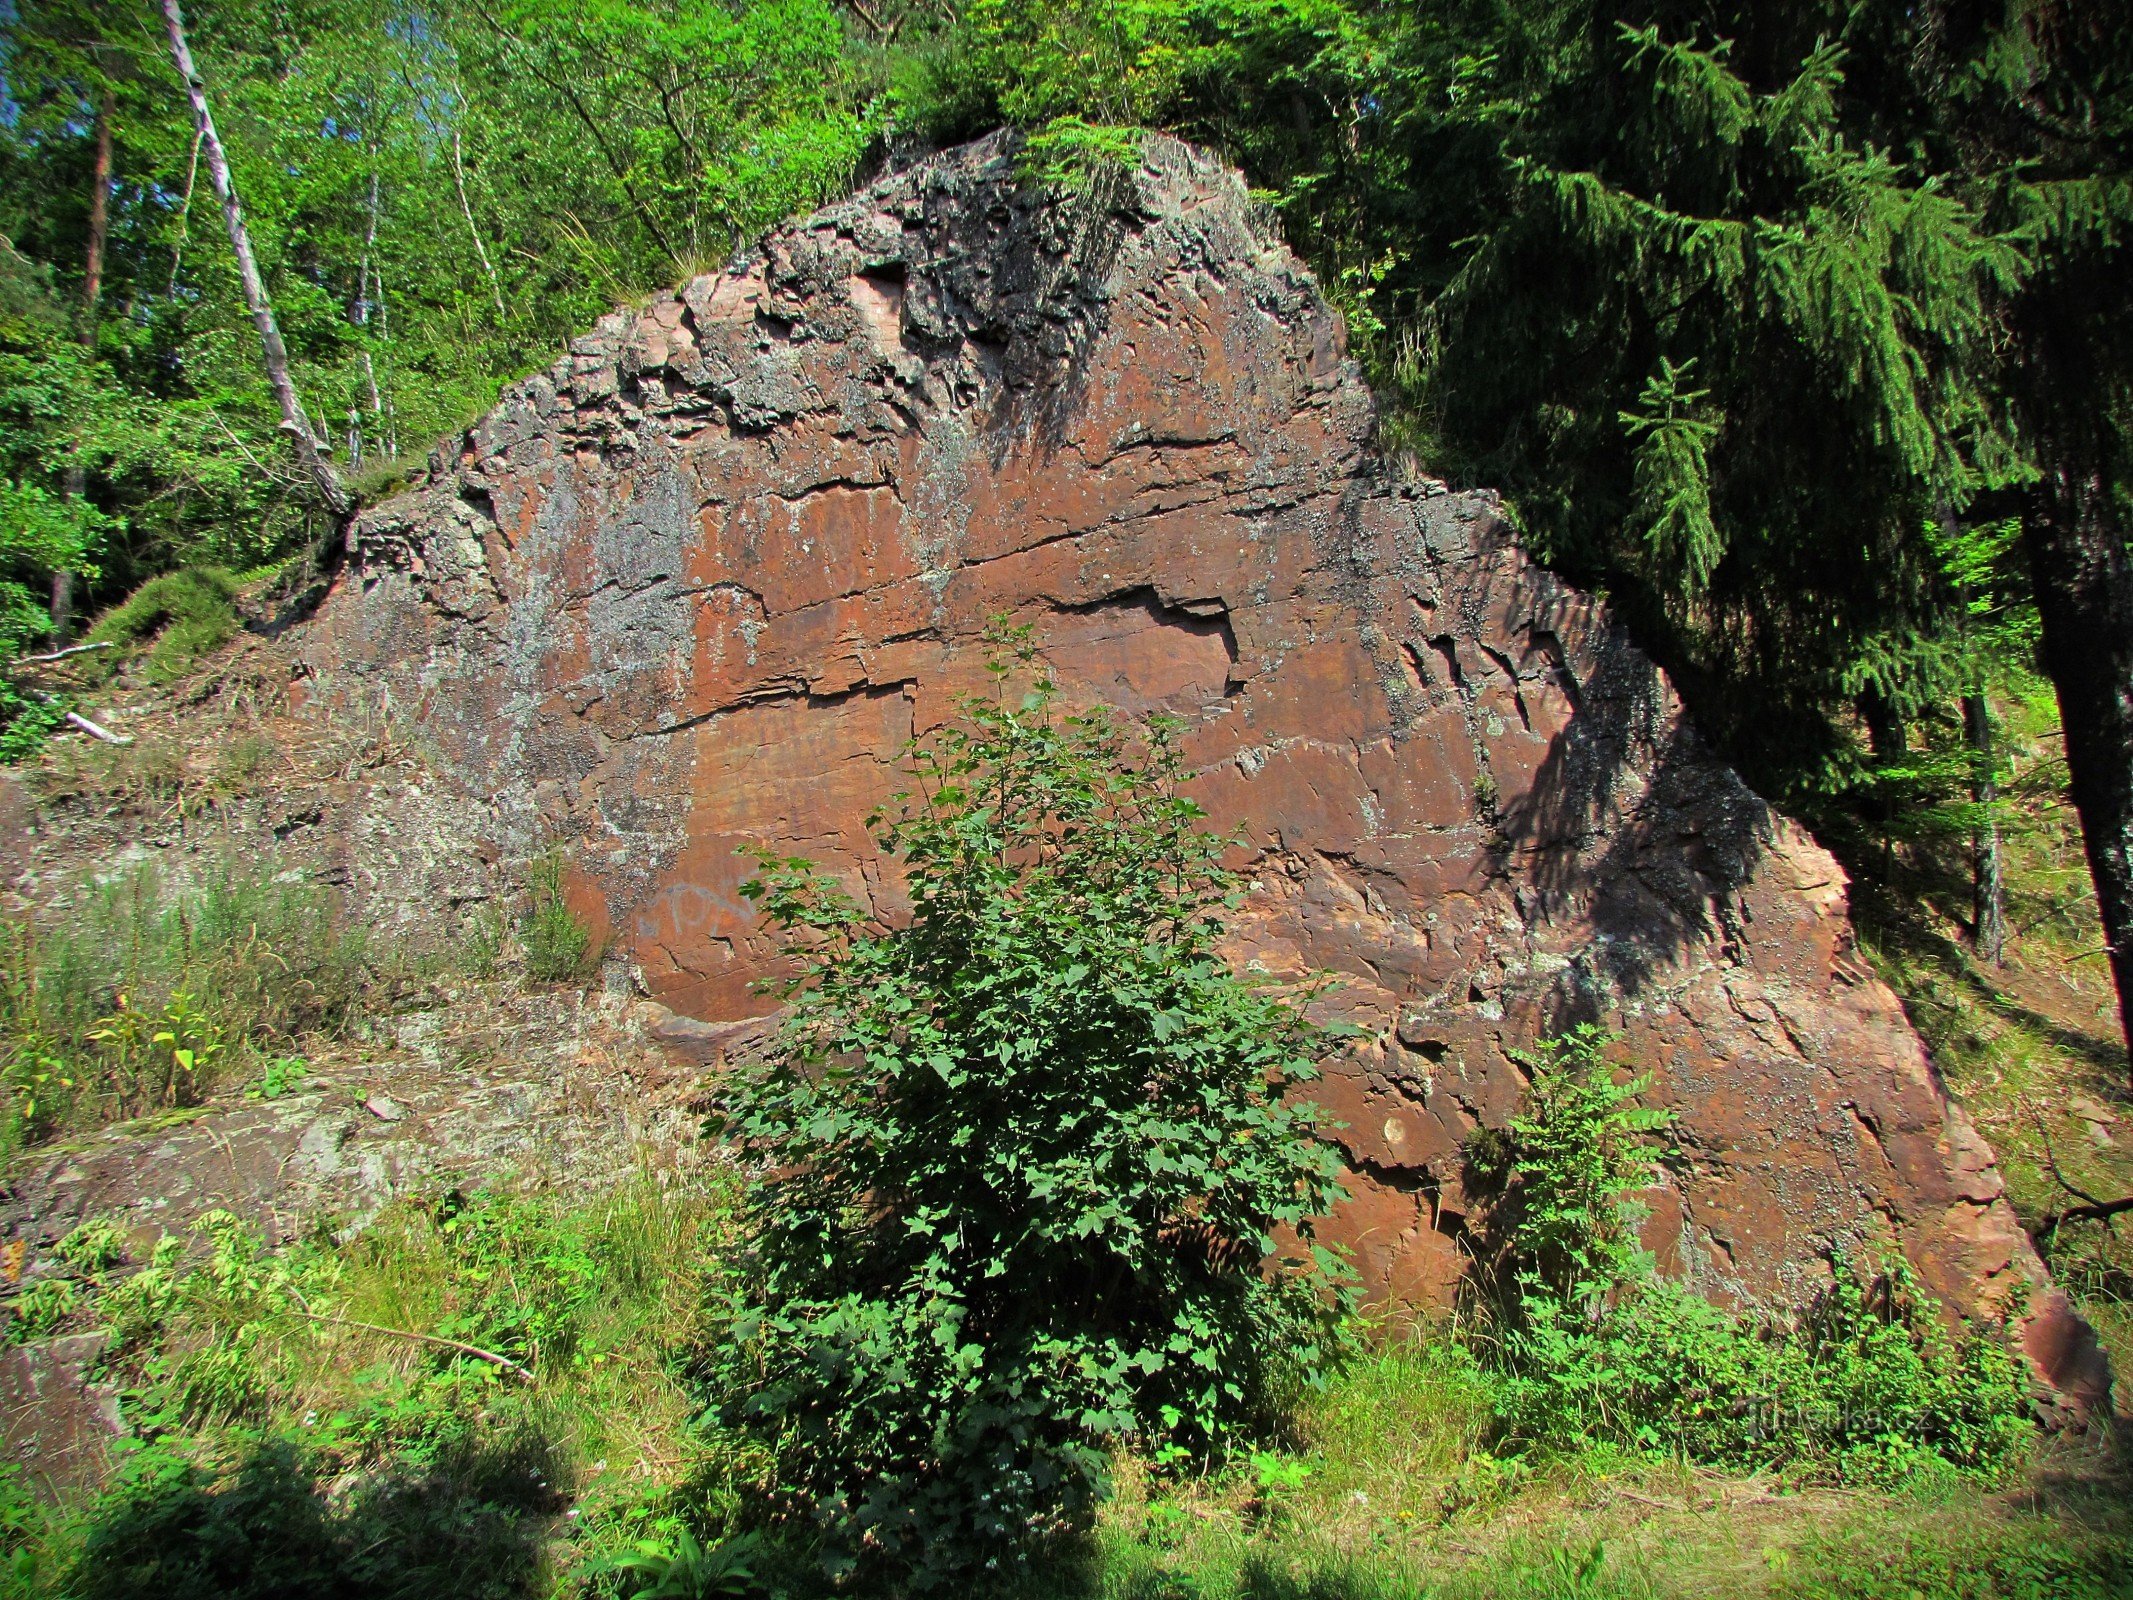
304, 135, 2107, 1413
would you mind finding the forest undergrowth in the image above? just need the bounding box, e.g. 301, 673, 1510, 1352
1831, 679, 2133, 1388
0, 1180, 2124, 1600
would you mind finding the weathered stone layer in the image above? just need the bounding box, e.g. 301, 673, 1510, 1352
302, 134, 2109, 1413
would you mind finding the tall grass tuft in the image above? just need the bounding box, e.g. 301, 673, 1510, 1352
0, 856, 378, 1146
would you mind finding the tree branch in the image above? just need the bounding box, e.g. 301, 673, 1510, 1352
285, 1307, 535, 1382
14, 641, 113, 665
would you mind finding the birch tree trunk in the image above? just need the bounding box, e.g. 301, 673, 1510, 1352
162, 0, 350, 516
165, 126, 202, 298
452, 127, 508, 328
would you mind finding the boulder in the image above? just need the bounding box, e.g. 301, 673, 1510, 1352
302, 134, 2109, 1415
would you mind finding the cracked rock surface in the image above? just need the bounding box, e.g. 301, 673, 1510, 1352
302, 133, 2108, 1413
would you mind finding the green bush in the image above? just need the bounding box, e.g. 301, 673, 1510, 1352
1473, 1026, 2031, 1481
1465, 1023, 1674, 1311
84, 568, 241, 684
521, 851, 598, 985
715, 646, 1352, 1587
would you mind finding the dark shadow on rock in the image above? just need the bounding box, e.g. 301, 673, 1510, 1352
1492, 636, 1775, 1017
70, 1428, 564, 1600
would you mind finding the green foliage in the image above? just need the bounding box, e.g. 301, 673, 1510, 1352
1466, 1024, 1673, 1309
716, 646, 1352, 1586
1017, 116, 1147, 192
1494, 1260, 2032, 1483
907, 0, 2101, 800
83, 569, 240, 685
244, 1054, 309, 1101
0, 1174, 2109, 1600
1774, 1516, 2133, 1600
0, 0, 876, 661
522, 851, 599, 985
589, 1526, 764, 1598
3, 1178, 739, 1600
69, 1434, 556, 1600
1471, 1025, 2032, 1484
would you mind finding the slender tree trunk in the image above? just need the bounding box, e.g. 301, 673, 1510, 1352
80, 88, 114, 321
162, 0, 350, 517
1964, 692, 2007, 965
2023, 465, 2133, 1072
452, 127, 507, 328
51, 87, 117, 641
166, 126, 201, 298
1857, 689, 1906, 878
357, 166, 391, 456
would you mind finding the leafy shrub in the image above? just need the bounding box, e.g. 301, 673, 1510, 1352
86, 989, 225, 1112
1473, 1026, 2031, 1481
83, 568, 241, 684
1017, 116, 1146, 190
522, 851, 598, 985
590, 1526, 764, 1598
715, 649, 1352, 1586
1465, 1022, 1673, 1312
1494, 1258, 2031, 1480
0, 685, 64, 765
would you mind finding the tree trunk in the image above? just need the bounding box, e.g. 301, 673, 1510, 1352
80, 88, 114, 324
167, 126, 202, 298
2023, 466, 2133, 1072
451, 126, 508, 328
161, 0, 350, 517
51, 87, 116, 641
1964, 692, 2007, 965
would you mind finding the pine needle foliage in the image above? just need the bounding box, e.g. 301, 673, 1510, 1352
917, 1, 2032, 794
714, 640, 1351, 1589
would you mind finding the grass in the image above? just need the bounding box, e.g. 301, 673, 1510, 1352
0, 1176, 741, 1599
2, 1177, 2124, 1600
81, 570, 242, 687
0, 855, 396, 1151
523, 851, 600, 986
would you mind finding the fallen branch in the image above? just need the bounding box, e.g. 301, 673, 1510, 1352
64, 710, 132, 746
13, 640, 113, 665
2026, 1105, 2133, 1240
2037, 1193, 2133, 1235
285, 1307, 535, 1383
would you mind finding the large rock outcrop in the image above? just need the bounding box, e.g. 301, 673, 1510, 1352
302, 134, 2107, 1411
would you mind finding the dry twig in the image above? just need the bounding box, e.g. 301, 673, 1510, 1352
286, 1307, 535, 1383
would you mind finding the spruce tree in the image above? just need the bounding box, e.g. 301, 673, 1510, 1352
1918, 0, 2133, 1066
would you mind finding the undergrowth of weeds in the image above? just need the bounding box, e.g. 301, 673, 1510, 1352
0, 1177, 2124, 1600
0, 1178, 743, 1600
0, 856, 396, 1151
1836, 681, 2133, 1385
